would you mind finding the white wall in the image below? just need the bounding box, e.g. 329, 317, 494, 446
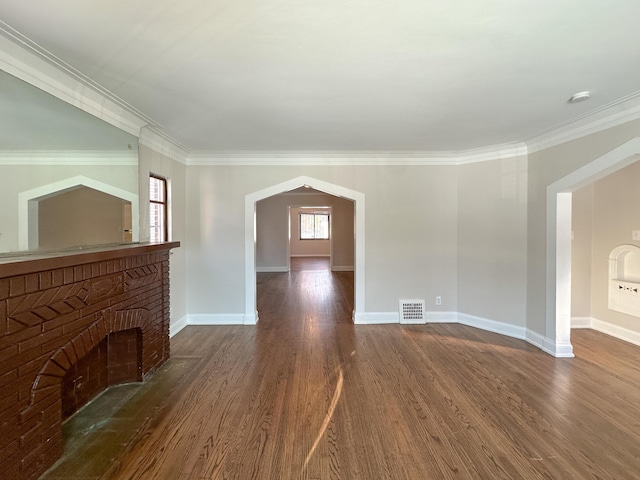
457, 155, 528, 327
185, 164, 458, 316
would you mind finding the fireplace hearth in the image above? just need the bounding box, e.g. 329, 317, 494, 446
0, 242, 178, 480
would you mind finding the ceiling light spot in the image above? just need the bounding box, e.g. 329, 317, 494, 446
569, 91, 591, 103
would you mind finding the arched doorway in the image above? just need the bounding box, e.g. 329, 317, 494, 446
244, 176, 365, 325
548, 137, 640, 357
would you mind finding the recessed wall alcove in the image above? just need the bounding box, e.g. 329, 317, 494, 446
608, 244, 640, 317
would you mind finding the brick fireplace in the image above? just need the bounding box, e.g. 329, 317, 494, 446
0, 242, 179, 480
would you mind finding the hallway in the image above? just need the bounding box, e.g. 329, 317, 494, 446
41, 259, 640, 479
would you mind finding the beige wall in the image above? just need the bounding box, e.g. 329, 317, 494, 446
526, 118, 640, 339
0, 163, 136, 253
571, 184, 593, 318
457, 155, 528, 327
289, 206, 331, 258
38, 187, 128, 249
185, 164, 458, 315
256, 193, 353, 270
590, 161, 640, 331
138, 144, 188, 326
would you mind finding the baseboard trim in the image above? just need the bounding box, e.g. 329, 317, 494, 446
331, 265, 354, 272
353, 312, 399, 324
575, 316, 640, 347
425, 311, 458, 323
256, 266, 289, 273
170, 315, 188, 338
458, 312, 527, 340
187, 314, 246, 325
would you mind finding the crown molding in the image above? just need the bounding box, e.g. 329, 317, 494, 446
138, 127, 190, 165
186, 143, 528, 166
525, 91, 640, 154
0, 150, 137, 166
0, 21, 153, 137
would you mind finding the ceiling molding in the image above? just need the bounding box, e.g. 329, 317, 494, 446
0, 21, 154, 137
187, 143, 528, 166
0, 150, 137, 166
138, 127, 190, 165
525, 90, 640, 154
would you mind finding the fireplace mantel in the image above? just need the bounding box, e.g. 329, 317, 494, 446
0, 242, 179, 480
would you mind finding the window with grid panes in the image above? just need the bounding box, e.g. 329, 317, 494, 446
150, 175, 167, 242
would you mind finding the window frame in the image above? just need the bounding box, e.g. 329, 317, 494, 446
149, 174, 168, 243
299, 212, 330, 240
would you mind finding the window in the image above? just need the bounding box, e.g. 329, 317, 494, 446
300, 212, 330, 240
150, 175, 167, 242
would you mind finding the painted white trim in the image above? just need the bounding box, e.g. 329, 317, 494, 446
526, 92, 640, 154
0, 24, 149, 137
139, 127, 189, 164
187, 143, 527, 166
331, 266, 354, 272
546, 137, 640, 361
0, 150, 137, 166
256, 266, 289, 273
353, 312, 398, 324
187, 314, 246, 325
18, 175, 139, 251
571, 317, 593, 329
571, 317, 640, 347
290, 254, 331, 258
170, 316, 188, 338
246, 176, 365, 324
457, 313, 527, 340
425, 311, 458, 323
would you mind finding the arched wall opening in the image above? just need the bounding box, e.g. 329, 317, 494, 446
547, 137, 640, 357
245, 176, 365, 325
18, 174, 139, 250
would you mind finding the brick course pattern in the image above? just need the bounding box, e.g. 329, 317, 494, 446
0, 244, 176, 480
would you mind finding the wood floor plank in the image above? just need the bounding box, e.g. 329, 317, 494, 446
41, 257, 640, 479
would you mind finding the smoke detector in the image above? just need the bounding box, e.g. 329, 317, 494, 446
569, 91, 590, 103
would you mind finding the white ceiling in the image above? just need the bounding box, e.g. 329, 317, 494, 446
1, 0, 639, 153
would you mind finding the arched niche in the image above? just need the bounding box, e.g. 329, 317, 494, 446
18, 175, 139, 250
608, 244, 640, 317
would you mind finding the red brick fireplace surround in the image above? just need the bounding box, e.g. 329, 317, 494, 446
0, 242, 179, 480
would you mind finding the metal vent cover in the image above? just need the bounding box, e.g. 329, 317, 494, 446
399, 299, 426, 324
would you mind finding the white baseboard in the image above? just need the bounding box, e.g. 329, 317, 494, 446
256, 266, 289, 273
458, 312, 527, 340
425, 311, 458, 323
331, 265, 354, 272
353, 312, 399, 324
176, 309, 574, 357
170, 315, 188, 338
574, 316, 640, 347
571, 316, 593, 329
187, 313, 246, 325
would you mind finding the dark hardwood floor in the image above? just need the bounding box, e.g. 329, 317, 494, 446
41, 257, 640, 479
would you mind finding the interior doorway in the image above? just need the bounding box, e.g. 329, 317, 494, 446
548, 137, 640, 357
245, 176, 365, 325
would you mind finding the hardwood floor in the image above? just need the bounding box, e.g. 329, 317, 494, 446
41, 259, 640, 479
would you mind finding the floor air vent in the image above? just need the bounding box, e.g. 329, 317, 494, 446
399, 300, 426, 324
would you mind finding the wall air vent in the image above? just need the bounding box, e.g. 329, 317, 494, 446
399, 300, 426, 324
